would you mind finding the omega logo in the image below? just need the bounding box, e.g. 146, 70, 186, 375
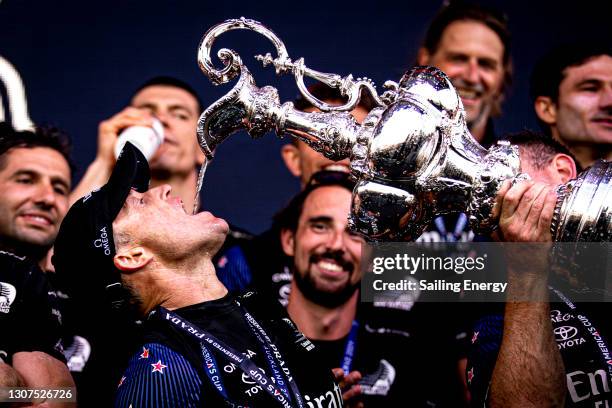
93, 227, 112, 256
550, 309, 573, 323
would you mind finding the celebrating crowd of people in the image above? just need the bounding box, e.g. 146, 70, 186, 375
0, 1, 610, 407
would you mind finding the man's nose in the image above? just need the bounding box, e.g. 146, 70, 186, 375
33, 182, 57, 208
155, 110, 171, 129
464, 59, 480, 84
157, 184, 172, 199
326, 229, 347, 252
599, 85, 612, 110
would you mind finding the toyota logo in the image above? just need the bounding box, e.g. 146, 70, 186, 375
554, 326, 578, 341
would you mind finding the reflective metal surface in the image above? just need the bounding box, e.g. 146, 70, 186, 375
197, 18, 611, 243
552, 160, 611, 242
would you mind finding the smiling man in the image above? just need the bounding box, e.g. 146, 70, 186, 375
417, 2, 511, 145
0, 123, 75, 406
277, 171, 460, 406
531, 43, 612, 168
280, 173, 363, 312
216, 84, 372, 300
0, 123, 72, 263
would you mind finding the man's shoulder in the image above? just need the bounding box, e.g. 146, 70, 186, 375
0, 250, 49, 300
123, 342, 200, 376
0, 250, 35, 276
141, 295, 341, 406
116, 342, 203, 407
214, 225, 290, 296
0, 250, 27, 263
236, 290, 290, 323
239, 226, 286, 270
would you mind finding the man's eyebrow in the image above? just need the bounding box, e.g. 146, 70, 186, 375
11, 169, 36, 178
133, 102, 156, 110
307, 216, 333, 224
11, 169, 70, 192
445, 51, 468, 58
478, 56, 498, 66
575, 79, 603, 88
168, 104, 195, 116
51, 175, 71, 191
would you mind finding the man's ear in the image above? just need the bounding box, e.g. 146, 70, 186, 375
416, 47, 431, 66
534, 96, 557, 125
280, 228, 296, 257
281, 144, 302, 178
551, 153, 577, 184
114, 246, 153, 272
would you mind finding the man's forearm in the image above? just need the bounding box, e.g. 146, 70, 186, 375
489, 272, 565, 408
69, 157, 112, 205
0, 361, 25, 387
11, 352, 75, 408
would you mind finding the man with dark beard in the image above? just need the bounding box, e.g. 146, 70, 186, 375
278, 171, 461, 407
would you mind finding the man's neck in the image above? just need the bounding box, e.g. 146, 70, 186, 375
286, 281, 358, 341
469, 118, 488, 143
0, 240, 45, 265
563, 143, 611, 169
148, 259, 228, 312
151, 169, 199, 211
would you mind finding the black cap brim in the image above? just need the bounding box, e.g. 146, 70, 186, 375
105, 142, 150, 218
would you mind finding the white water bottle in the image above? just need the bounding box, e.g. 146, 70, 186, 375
114, 118, 164, 161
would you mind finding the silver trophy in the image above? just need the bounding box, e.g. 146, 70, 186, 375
196, 17, 611, 242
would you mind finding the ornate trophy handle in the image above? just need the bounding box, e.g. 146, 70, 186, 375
198, 17, 289, 86
196, 17, 367, 164
198, 17, 390, 112
254, 52, 390, 111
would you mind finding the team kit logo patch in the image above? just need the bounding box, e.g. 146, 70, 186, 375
0, 282, 17, 313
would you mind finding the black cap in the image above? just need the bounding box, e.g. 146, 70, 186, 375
53, 142, 150, 306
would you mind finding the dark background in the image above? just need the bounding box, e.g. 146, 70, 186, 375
0, 0, 608, 233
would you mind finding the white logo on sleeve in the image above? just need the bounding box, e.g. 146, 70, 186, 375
65, 336, 92, 372
0, 282, 17, 313
360, 359, 397, 396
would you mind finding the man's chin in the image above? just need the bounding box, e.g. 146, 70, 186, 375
16, 231, 55, 249
295, 271, 359, 308
464, 106, 481, 124
3, 232, 53, 259
149, 154, 182, 176
207, 230, 230, 260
